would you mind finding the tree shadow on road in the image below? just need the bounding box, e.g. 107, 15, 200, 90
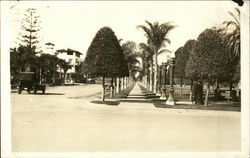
34, 93, 65, 95
119, 99, 159, 104
11, 90, 65, 95
154, 100, 241, 112
90, 100, 120, 106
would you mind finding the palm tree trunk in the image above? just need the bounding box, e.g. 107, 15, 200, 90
154, 49, 158, 94
150, 59, 154, 92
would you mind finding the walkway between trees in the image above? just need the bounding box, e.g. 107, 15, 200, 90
118, 82, 158, 108
126, 82, 147, 99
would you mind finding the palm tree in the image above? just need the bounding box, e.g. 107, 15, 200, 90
221, 8, 241, 90
139, 42, 154, 91
223, 8, 240, 57
137, 20, 176, 93
58, 59, 72, 85
121, 41, 140, 88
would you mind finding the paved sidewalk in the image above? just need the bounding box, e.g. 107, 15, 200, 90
119, 82, 156, 109
119, 83, 240, 112
127, 82, 146, 97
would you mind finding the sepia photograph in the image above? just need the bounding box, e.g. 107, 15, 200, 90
1, 1, 249, 158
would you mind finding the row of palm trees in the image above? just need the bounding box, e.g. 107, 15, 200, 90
137, 7, 240, 94
137, 21, 176, 93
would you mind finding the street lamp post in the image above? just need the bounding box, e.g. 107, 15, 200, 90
160, 62, 167, 100
166, 57, 175, 105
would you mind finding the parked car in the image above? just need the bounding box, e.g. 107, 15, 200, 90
11, 75, 19, 89
18, 72, 46, 94
75, 77, 86, 83
87, 78, 95, 84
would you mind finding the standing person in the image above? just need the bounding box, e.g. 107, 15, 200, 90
197, 81, 204, 104
230, 87, 237, 102
214, 86, 221, 101
192, 81, 198, 104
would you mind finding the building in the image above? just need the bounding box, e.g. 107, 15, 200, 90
44, 42, 56, 55
56, 48, 83, 84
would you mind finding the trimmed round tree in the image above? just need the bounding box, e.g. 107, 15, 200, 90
186, 28, 228, 106
84, 27, 127, 101
175, 40, 195, 96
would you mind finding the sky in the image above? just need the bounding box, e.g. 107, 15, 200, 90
5, 1, 239, 58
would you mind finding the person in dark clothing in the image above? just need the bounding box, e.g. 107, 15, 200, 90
214, 87, 222, 101
192, 81, 198, 104
230, 87, 237, 102
197, 81, 204, 104
238, 89, 241, 102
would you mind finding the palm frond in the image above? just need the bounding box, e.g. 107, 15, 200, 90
223, 21, 238, 29
158, 49, 171, 55
137, 25, 153, 40
145, 20, 155, 30
228, 8, 240, 25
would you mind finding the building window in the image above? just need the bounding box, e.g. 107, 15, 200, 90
68, 59, 73, 64
67, 52, 73, 55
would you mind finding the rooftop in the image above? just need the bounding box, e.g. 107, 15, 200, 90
45, 42, 55, 46
56, 48, 82, 55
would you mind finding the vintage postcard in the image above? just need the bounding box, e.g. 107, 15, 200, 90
1, 1, 249, 158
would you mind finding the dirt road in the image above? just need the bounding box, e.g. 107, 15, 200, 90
11, 84, 241, 152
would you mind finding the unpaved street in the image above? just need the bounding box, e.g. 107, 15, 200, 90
11, 84, 240, 152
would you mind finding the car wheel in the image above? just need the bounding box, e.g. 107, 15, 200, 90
18, 88, 22, 94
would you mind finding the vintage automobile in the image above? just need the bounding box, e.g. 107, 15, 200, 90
18, 72, 46, 94
87, 78, 95, 84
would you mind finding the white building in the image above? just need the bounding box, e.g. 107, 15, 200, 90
56, 48, 83, 84
44, 42, 56, 55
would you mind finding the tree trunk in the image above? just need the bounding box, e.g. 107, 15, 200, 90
39, 67, 42, 85
189, 80, 193, 101
154, 50, 158, 93
114, 77, 117, 95
125, 77, 127, 89
123, 77, 125, 90
229, 81, 233, 91
204, 83, 210, 106
147, 72, 150, 90
102, 76, 105, 101
120, 77, 122, 90
110, 77, 114, 98
180, 78, 183, 96
118, 77, 121, 93
63, 72, 66, 85
151, 59, 154, 92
